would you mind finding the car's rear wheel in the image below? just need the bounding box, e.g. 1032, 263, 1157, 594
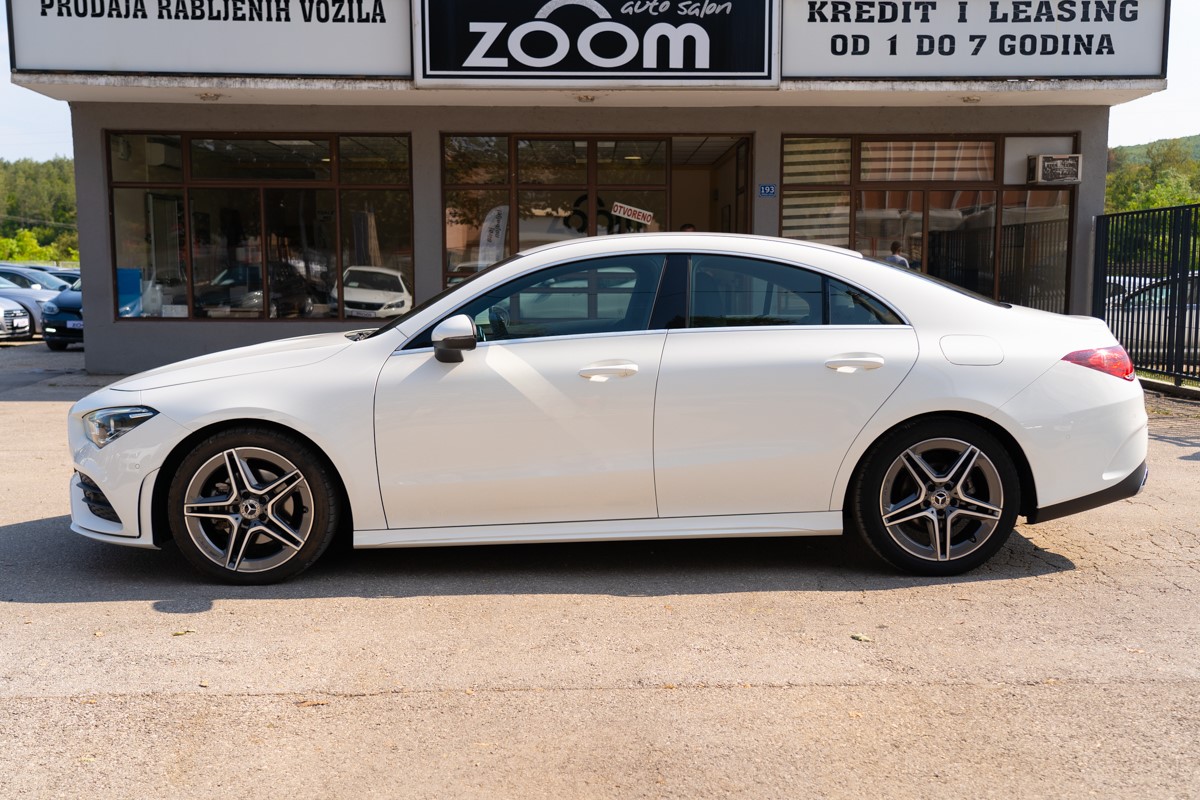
850, 418, 1020, 576
166, 427, 340, 584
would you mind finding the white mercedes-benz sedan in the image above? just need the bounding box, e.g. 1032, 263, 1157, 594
68, 234, 1149, 584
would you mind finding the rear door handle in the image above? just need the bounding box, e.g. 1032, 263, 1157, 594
824, 354, 885, 373
579, 362, 639, 381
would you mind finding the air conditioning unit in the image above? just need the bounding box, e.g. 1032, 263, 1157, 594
1027, 154, 1082, 185
145, 141, 182, 170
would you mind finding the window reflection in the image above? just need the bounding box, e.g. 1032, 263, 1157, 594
110, 135, 183, 183
338, 136, 410, 185
190, 188, 264, 318
445, 190, 510, 285
108, 131, 413, 322
861, 141, 994, 182
518, 139, 587, 185
113, 189, 188, 318
191, 139, 332, 181
340, 190, 414, 317
596, 140, 667, 185
855, 191, 922, 268
781, 191, 850, 247
999, 191, 1072, 313
926, 191, 997, 296
264, 189, 335, 318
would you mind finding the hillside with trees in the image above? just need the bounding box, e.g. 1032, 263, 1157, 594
1106, 136, 1200, 213
0, 157, 78, 262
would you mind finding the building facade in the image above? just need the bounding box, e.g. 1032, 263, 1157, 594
7, 0, 1171, 373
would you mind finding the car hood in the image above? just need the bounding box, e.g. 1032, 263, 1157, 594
344, 287, 408, 304
51, 290, 82, 310
109, 331, 356, 392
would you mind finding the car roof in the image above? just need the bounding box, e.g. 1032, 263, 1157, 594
515, 232, 866, 262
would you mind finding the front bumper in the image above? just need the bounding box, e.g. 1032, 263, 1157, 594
68, 403, 189, 547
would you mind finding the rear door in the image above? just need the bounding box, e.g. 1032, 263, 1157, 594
653, 254, 919, 517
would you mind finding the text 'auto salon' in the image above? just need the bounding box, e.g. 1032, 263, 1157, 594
6, 0, 1170, 373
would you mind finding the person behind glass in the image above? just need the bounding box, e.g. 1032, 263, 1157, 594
884, 241, 910, 269
679, 223, 697, 231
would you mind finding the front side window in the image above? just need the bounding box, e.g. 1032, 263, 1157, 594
410, 255, 665, 349
464, 255, 665, 341
687, 255, 901, 328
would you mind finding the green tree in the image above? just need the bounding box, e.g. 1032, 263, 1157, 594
1105, 137, 1200, 213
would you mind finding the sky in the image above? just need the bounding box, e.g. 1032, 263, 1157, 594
0, 3, 1196, 162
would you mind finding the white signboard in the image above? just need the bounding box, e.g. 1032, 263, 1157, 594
781, 0, 1168, 79
610, 201, 655, 225
9, 0, 412, 76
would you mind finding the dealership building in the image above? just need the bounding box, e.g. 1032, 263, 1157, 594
6, 0, 1171, 373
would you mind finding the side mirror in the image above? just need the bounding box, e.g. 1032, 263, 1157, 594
432, 314, 478, 363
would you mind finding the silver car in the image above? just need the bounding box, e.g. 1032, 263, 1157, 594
0, 275, 60, 335
0, 296, 33, 340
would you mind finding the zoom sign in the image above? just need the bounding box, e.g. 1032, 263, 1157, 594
416, 0, 779, 86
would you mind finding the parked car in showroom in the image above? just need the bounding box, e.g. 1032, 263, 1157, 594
0, 296, 33, 340
338, 266, 414, 318
194, 261, 315, 318
67, 234, 1148, 585
0, 275, 59, 335
42, 278, 83, 351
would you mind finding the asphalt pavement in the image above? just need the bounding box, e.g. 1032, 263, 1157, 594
1, 338, 1198, 799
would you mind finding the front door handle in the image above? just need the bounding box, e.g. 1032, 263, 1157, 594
579, 361, 639, 382
825, 354, 885, 373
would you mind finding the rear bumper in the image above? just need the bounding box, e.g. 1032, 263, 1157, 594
1027, 460, 1148, 524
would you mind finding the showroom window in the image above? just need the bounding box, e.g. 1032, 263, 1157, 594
781, 135, 1074, 313
107, 133, 412, 321
443, 136, 669, 287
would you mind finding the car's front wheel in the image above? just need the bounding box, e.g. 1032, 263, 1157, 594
850, 418, 1020, 576
166, 427, 341, 584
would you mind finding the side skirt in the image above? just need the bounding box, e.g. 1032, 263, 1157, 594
354, 512, 844, 549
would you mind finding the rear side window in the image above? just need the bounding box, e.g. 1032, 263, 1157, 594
687, 255, 902, 327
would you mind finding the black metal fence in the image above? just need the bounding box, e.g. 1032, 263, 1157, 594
1095, 204, 1199, 386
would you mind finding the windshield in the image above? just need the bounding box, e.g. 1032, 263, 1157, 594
34, 273, 70, 291
0, 276, 17, 288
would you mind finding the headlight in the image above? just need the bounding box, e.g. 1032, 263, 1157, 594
35, 299, 47, 309
382, 299, 407, 310
83, 407, 158, 448
43, 301, 59, 315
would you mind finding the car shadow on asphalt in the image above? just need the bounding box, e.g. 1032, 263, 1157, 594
0, 516, 1075, 613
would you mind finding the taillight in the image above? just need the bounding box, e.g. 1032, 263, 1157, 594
1062, 347, 1135, 381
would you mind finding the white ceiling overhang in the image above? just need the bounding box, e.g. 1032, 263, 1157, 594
12, 74, 1166, 108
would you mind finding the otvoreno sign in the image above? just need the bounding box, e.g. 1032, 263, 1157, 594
781, 0, 1169, 79
8, 0, 412, 76
415, 0, 781, 87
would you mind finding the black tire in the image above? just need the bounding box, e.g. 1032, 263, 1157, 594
849, 417, 1020, 576
45, 340, 69, 351
166, 427, 341, 585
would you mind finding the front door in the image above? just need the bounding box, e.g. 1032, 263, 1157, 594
374, 254, 668, 529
